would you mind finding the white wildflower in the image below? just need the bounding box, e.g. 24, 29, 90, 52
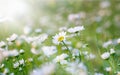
13, 62, 19, 68
85, 53, 96, 60
105, 67, 111, 72
110, 48, 115, 54
101, 52, 110, 60
117, 38, 120, 44
3, 68, 9, 74
67, 26, 85, 33
117, 71, 120, 75
53, 53, 68, 64
100, 1, 110, 8
53, 32, 66, 45
31, 48, 40, 55
0, 41, 6, 48
19, 59, 24, 65
19, 49, 24, 54
103, 40, 112, 48
66, 62, 87, 75
68, 14, 80, 22
7, 34, 18, 42
42, 46, 57, 57
94, 73, 104, 75
35, 28, 42, 33
30, 63, 55, 75
0, 64, 4, 68
3, 49, 19, 57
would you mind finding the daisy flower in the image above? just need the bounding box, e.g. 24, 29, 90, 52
52, 32, 66, 45
101, 52, 110, 60
67, 26, 85, 33
6, 33, 18, 42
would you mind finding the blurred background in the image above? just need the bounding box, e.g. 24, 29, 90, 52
0, 0, 120, 40
0, 0, 120, 75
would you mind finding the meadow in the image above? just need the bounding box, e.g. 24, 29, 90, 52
0, 0, 120, 75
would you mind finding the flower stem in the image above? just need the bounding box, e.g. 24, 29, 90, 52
62, 41, 72, 55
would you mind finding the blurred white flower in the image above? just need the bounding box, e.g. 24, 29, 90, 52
0, 41, 6, 48
67, 26, 85, 33
59, 27, 67, 31
3, 49, 19, 57
100, 1, 110, 8
28, 58, 33, 62
101, 52, 110, 60
30, 63, 55, 75
9, 73, 14, 75
110, 48, 115, 54
68, 14, 80, 22
105, 67, 111, 72
72, 49, 80, 57
0, 64, 4, 68
13, 62, 19, 68
53, 53, 68, 64
117, 71, 120, 75
19, 59, 24, 65
53, 32, 66, 45
3, 68, 9, 74
66, 62, 87, 75
42, 46, 57, 57
23, 26, 32, 35
35, 28, 42, 33
103, 40, 112, 48
94, 73, 104, 75
19, 49, 24, 54
7, 34, 18, 42
85, 53, 96, 60
117, 38, 120, 44
31, 48, 40, 55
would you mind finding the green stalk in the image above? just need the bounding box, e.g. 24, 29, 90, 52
62, 41, 72, 56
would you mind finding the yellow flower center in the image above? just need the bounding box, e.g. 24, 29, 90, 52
58, 36, 64, 42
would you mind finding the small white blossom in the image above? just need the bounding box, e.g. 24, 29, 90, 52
35, 28, 42, 33
94, 73, 104, 75
30, 63, 55, 75
66, 62, 87, 75
105, 67, 111, 72
117, 38, 120, 44
0, 64, 4, 68
0, 41, 6, 48
68, 14, 80, 22
3, 68, 9, 74
110, 48, 115, 54
7, 34, 18, 42
53, 53, 68, 64
100, 1, 110, 8
3, 49, 19, 57
19, 49, 24, 54
42, 46, 57, 57
103, 40, 112, 48
31, 48, 40, 55
101, 52, 110, 60
67, 26, 85, 33
9, 73, 14, 75
85, 53, 96, 60
53, 32, 66, 45
19, 59, 25, 65
117, 71, 120, 75
28, 58, 33, 62
13, 62, 19, 68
